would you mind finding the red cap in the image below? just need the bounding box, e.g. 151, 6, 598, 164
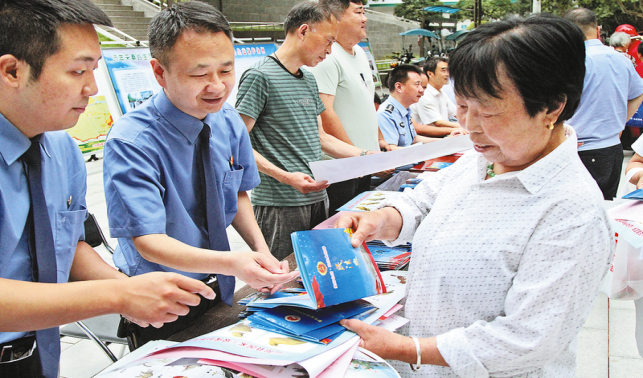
616, 24, 638, 36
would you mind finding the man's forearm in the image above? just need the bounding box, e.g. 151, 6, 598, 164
69, 240, 125, 282
319, 94, 355, 145
433, 119, 460, 129
253, 149, 291, 184
133, 234, 238, 274
320, 131, 363, 158
413, 120, 458, 137
0, 278, 123, 332
232, 192, 270, 254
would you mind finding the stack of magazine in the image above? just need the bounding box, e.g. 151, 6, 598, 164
313, 212, 413, 272
96, 228, 409, 378
366, 240, 412, 271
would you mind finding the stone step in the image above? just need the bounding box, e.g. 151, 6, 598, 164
110, 16, 151, 23
92, 0, 123, 6
94, 4, 133, 11
103, 10, 145, 17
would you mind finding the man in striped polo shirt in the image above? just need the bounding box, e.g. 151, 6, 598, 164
236, 2, 371, 261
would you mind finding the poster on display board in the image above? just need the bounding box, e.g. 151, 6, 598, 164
65, 60, 120, 155
102, 47, 162, 115
228, 43, 278, 106
357, 41, 381, 87
102, 44, 278, 115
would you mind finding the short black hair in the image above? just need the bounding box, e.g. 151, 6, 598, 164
149, 1, 233, 68
388, 64, 422, 90
0, 0, 112, 81
450, 14, 585, 124
423, 57, 448, 75
563, 8, 597, 35
283, 2, 334, 36
319, 0, 365, 20
374, 92, 381, 105
638, 40, 643, 56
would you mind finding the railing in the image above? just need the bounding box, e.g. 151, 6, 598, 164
95, 25, 148, 47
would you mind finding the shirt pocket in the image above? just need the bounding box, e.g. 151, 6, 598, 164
54, 207, 87, 282
222, 166, 244, 223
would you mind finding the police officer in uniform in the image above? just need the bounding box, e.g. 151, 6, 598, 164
377, 65, 438, 149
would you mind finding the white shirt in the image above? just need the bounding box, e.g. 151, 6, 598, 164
308, 42, 380, 154
410, 84, 457, 125
381, 127, 613, 377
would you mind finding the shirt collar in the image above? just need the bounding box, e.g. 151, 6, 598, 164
153, 90, 206, 144
0, 112, 31, 165
425, 84, 440, 97
387, 96, 410, 118
478, 125, 578, 194
585, 39, 603, 48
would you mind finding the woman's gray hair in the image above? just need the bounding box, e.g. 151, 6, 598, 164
610, 32, 631, 48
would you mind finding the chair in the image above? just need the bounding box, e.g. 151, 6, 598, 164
59, 213, 126, 362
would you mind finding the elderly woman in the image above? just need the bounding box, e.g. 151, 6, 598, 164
611, 31, 637, 66
338, 15, 613, 377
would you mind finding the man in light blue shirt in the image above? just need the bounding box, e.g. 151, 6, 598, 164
378, 65, 438, 149
103, 2, 297, 349
565, 8, 643, 199
0, 1, 215, 376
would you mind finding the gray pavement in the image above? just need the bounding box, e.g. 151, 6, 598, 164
59, 152, 643, 377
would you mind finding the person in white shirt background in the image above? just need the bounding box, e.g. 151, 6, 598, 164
337, 14, 613, 377
410, 57, 462, 137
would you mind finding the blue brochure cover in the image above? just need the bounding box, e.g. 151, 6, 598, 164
250, 300, 375, 335
247, 300, 376, 344
623, 188, 643, 200
291, 228, 386, 309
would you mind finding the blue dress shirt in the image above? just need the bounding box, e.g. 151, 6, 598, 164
0, 113, 87, 344
377, 96, 417, 147
104, 91, 260, 280
567, 39, 643, 151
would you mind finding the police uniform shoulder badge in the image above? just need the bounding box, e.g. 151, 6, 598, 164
385, 104, 395, 113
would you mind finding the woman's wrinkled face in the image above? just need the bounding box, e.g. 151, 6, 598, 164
456, 70, 561, 175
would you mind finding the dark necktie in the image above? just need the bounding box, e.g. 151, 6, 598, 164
22, 135, 60, 378
200, 124, 235, 306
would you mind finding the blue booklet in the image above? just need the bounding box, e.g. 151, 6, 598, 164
246, 300, 376, 344
623, 188, 643, 200
291, 228, 386, 309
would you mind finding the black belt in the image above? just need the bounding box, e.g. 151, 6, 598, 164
0, 336, 36, 364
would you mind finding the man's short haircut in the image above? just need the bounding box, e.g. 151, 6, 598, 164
0, 0, 112, 81
283, 2, 334, 36
423, 57, 449, 75
610, 32, 631, 48
319, 0, 365, 20
374, 92, 381, 105
563, 8, 597, 35
149, 1, 233, 68
450, 14, 585, 124
388, 64, 422, 90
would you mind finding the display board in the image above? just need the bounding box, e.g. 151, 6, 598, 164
102, 47, 162, 115
65, 60, 120, 155
228, 43, 278, 106
67, 43, 278, 155
358, 41, 381, 87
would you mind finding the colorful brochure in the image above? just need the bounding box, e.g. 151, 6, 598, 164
623, 188, 643, 200
335, 191, 401, 212
291, 228, 386, 309
247, 300, 376, 344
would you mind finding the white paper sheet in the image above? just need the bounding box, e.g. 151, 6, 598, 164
309, 135, 473, 184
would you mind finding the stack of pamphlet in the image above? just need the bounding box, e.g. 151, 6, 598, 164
366, 240, 412, 271
96, 229, 409, 378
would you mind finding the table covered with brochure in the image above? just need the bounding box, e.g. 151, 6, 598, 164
97, 230, 409, 378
